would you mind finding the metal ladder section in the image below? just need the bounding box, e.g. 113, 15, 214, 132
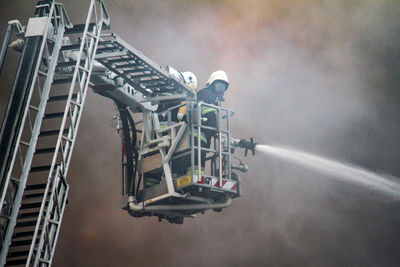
0, 1, 109, 266
95, 34, 196, 102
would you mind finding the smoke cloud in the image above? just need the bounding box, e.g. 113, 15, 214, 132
0, 0, 399, 266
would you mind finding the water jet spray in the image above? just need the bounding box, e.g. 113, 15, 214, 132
255, 144, 400, 199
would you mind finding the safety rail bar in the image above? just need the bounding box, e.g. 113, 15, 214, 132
160, 101, 234, 188
194, 102, 233, 187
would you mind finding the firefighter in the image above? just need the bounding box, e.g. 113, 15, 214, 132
158, 67, 197, 123
177, 71, 198, 121
191, 70, 229, 171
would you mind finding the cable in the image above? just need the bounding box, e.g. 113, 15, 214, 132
125, 110, 139, 196
115, 101, 136, 196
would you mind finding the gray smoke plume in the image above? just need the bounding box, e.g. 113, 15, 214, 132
0, 0, 399, 266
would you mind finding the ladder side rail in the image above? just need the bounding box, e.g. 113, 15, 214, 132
21, 25, 65, 266
59, 0, 106, 178
197, 103, 202, 179
47, 173, 69, 266
0, 3, 59, 264
227, 109, 231, 180
0, 24, 13, 74
32, 167, 59, 266
45, 0, 96, 182
218, 108, 223, 186
31, 1, 107, 265
189, 101, 196, 182
33, 166, 66, 265
0, 37, 41, 215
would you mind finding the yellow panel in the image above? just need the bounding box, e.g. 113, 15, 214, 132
177, 175, 192, 187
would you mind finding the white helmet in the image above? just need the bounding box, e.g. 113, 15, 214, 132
205, 70, 229, 90
182, 71, 198, 91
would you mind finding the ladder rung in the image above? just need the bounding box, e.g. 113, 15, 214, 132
48, 93, 77, 102
29, 105, 39, 111
39, 258, 50, 264
62, 136, 73, 142
43, 112, 64, 119
53, 77, 73, 84
10, 176, 20, 184
20, 141, 30, 147
30, 165, 51, 173
48, 219, 59, 225
38, 70, 47, 77
25, 183, 47, 191
7, 250, 29, 258
78, 65, 89, 73
35, 147, 55, 154
70, 100, 81, 107
0, 214, 11, 220
39, 128, 69, 137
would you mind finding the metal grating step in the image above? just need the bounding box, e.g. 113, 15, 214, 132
7, 250, 29, 258
60, 43, 80, 51
25, 183, 47, 191
18, 212, 40, 220
57, 61, 77, 68
95, 35, 196, 99
20, 201, 45, 210
23, 192, 48, 200
64, 22, 109, 34
12, 230, 41, 239
43, 112, 64, 119
53, 77, 73, 84
9, 238, 38, 247
15, 220, 37, 229
48, 93, 77, 102
5, 258, 28, 266
96, 46, 119, 53
30, 165, 51, 173
39, 128, 69, 137
34, 147, 55, 154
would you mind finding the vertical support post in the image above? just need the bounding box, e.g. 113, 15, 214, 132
227, 110, 231, 180
197, 103, 202, 178
218, 109, 223, 187
0, 24, 12, 74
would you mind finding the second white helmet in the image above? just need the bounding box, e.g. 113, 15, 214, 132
182, 71, 198, 91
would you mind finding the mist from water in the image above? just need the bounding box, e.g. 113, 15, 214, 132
1, 0, 400, 266
256, 144, 400, 199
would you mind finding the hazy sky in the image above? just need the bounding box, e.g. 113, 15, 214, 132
0, 0, 399, 266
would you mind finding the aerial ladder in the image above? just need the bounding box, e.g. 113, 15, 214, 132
0, 0, 256, 265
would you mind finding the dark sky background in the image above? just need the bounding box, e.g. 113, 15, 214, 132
1, 0, 400, 266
